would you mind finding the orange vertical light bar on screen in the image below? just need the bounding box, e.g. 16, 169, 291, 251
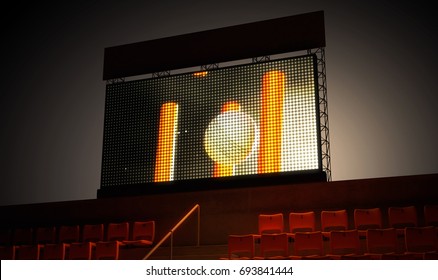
154, 102, 178, 182
213, 101, 241, 177
258, 70, 285, 174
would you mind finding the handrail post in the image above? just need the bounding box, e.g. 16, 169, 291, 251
197, 205, 200, 247
170, 231, 173, 260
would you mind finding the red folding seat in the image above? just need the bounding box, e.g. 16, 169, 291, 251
290, 231, 324, 259
321, 209, 348, 239
404, 226, 437, 259
288, 211, 315, 239
354, 208, 382, 239
258, 213, 284, 234
224, 234, 255, 259
95, 222, 129, 260
365, 228, 398, 259
42, 225, 79, 260
256, 233, 289, 259
0, 246, 16, 260
424, 205, 438, 227
69, 223, 104, 260
327, 229, 361, 260
388, 206, 417, 237
15, 244, 42, 260
123, 221, 155, 247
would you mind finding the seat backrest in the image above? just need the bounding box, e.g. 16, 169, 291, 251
59, 225, 80, 243
293, 231, 324, 257
366, 228, 398, 254
82, 224, 104, 242
0, 245, 15, 260
107, 222, 129, 241
258, 213, 284, 234
95, 241, 120, 260
354, 208, 382, 230
132, 221, 155, 242
289, 211, 315, 233
388, 206, 417, 228
68, 242, 93, 260
228, 234, 255, 259
260, 233, 289, 258
35, 226, 56, 244
329, 229, 360, 255
41, 243, 67, 260
424, 205, 438, 227
12, 227, 33, 245
321, 210, 348, 232
15, 245, 41, 260
405, 226, 438, 253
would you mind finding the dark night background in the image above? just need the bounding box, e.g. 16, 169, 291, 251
1, 0, 437, 206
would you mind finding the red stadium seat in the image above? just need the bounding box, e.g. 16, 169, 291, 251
42, 225, 80, 260
288, 211, 315, 239
404, 226, 437, 259
225, 234, 255, 259
15, 244, 43, 260
95, 222, 129, 260
354, 208, 382, 239
35, 226, 56, 245
69, 223, 104, 260
258, 213, 284, 234
388, 206, 417, 237
327, 230, 361, 259
257, 233, 289, 259
291, 231, 324, 259
365, 228, 398, 259
321, 210, 348, 239
0, 246, 16, 260
123, 221, 155, 247
424, 205, 438, 227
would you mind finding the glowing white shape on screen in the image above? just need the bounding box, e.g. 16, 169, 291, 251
204, 111, 256, 166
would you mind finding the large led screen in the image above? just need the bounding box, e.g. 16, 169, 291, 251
101, 54, 321, 189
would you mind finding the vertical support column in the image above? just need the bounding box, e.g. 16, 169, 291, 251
308, 48, 332, 181
258, 70, 285, 174
213, 101, 241, 177
154, 102, 179, 182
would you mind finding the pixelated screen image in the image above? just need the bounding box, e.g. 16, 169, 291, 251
101, 54, 321, 188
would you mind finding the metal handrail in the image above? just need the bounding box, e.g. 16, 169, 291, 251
143, 204, 200, 260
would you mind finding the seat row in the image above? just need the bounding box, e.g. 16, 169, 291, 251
0, 220, 155, 260
226, 226, 438, 260
224, 205, 438, 260
257, 205, 438, 239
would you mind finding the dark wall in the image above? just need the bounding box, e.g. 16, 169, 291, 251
1, 173, 437, 245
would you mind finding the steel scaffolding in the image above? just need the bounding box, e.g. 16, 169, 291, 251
308, 48, 332, 181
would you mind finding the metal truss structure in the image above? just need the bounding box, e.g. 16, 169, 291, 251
252, 56, 271, 63
152, 70, 171, 78
201, 63, 219, 70
307, 48, 332, 181
106, 77, 125, 84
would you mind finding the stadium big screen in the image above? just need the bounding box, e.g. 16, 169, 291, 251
101, 54, 322, 192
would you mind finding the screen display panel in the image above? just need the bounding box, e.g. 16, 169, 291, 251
101, 54, 321, 189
